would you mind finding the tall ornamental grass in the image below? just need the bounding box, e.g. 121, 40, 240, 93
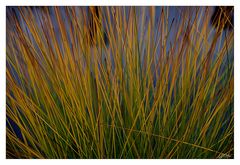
6, 6, 233, 158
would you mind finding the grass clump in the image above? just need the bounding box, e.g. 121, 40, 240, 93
6, 6, 233, 158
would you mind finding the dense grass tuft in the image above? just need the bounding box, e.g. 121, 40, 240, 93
6, 6, 233, 158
